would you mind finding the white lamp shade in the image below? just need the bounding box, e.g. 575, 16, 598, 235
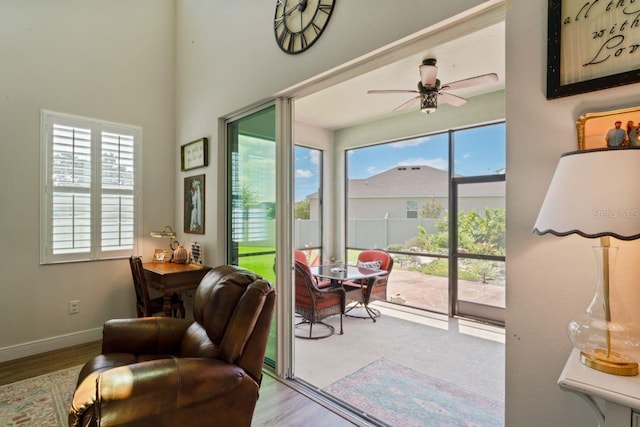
533, 148, 640, 240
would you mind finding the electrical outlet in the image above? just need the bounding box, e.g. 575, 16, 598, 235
69, 300, 80, 314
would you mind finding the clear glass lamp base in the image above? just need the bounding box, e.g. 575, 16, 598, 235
569, 245, 640, 376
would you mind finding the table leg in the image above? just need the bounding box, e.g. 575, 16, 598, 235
162, 293, 172, 317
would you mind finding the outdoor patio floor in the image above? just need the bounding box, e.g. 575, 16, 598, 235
386, 268, 505, 313
293, 272, 506, 422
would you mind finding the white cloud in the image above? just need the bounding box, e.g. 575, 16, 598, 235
390, 137, 430, 148
366, 166, 379, 175
295, 169, 313, 178
310, 150, 320, 165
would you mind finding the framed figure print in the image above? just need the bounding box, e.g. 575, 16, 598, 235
181, 138, 208, 171
184, 174, 205, 234
547, 0, 640, 99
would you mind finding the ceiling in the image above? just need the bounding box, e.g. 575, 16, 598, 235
294, 21, 505, 131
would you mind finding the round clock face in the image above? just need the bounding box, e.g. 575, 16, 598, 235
274, 0, 336, 54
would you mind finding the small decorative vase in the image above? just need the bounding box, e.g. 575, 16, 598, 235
172, 245, 188, 264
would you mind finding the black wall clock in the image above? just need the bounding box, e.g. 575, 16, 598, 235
274, 0, 336, 55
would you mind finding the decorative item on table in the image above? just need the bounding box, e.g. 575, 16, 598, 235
172, 244, 188, 264
190, 242, 203, 265
150, 226, 179, 263
533, 147, 640, 376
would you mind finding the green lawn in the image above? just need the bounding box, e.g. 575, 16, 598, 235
237, 246, 277, 363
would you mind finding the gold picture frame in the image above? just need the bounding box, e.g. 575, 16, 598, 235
180, 137, 208, 171
153, 248, 169, 263
576, 106, 640, 150
547, 0, 640, 99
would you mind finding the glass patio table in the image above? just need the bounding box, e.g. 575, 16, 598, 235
310, 263, 386, 321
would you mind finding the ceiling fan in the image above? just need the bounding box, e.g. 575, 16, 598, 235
367, 58, 499, 114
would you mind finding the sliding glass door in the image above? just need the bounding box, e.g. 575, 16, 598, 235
451, 124, 506, 324
226, 105, 277, 364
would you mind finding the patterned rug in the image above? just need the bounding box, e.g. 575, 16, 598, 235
324, 358, 504, 427
0, 365, 81, 426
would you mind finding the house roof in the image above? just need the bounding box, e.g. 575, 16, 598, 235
307, 165, 504, 199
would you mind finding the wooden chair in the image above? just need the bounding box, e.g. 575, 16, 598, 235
342, 249, 394, 322
294, 250, 345, 339
129, 256, 186, 318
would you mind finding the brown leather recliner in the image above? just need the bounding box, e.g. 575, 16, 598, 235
69, 265, 275, 427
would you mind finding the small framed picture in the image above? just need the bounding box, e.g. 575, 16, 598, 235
153, 248, 169, 263
181, 138, 208, 171
576, 105, 640, 150
184, 174, 205, 234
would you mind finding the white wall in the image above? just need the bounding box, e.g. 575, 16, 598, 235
0, 1, 175, 357
506, 2, 640, 426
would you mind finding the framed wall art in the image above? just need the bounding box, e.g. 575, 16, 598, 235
181, 137, 208, 171
184, 174, 205, 234
547, 0, 640, 99
576, 105, 640, 150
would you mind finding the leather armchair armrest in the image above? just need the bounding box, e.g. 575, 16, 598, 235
102, 317, 192, 355
70, 358, 254, 427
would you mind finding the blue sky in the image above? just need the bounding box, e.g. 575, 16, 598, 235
294, 122, 505, 201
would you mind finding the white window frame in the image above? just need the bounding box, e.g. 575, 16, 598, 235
406, 200, 418, 218
40, 110, 142, 264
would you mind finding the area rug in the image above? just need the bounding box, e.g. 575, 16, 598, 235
0, 365, 81, 426
324, 358, 504, 427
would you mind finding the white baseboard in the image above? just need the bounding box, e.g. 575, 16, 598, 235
0, 328, 102, 363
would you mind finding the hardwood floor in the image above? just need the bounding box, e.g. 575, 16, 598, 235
0, 340, 102, 386
0, 341, 359, 426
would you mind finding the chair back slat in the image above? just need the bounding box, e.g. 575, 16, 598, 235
129, 256, 152, 317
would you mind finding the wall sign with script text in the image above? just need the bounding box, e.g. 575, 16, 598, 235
547, 0, 640, 99
181, 138, 208, 171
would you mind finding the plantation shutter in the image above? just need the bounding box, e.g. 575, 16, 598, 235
100, 130, 135, 252
50, 122, 93, 257
41, 111, 140, 264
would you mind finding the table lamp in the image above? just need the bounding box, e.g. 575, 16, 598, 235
150, 226, 179, 262
150, 225, 179, 249
533, 147, 640, 376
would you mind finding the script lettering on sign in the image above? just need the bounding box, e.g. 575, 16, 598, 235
185, 143, 203, 165
560, 0, 640, 85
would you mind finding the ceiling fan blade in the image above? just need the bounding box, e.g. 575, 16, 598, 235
438, 91, 468, 107
392, 96, 420, 112
441, 73, 498, 91
367, 89, 419, 94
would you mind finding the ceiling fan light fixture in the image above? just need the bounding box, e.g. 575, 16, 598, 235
419, 58, 438, 87
420, 92, 438, 114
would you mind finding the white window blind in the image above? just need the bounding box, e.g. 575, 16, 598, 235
41, 111, 141, 264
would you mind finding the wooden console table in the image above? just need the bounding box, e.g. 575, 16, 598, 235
143, 262, 212, 316
558, 348, 640, 427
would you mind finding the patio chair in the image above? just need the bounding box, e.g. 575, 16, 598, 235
294, 250, 345, 339
343, 249, 394, 322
